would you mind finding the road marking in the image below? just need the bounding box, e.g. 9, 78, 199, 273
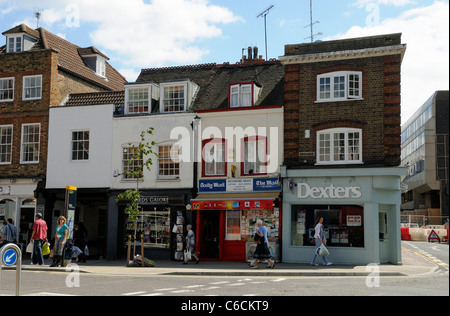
122, 291, 147, 296
154, 288, 177, 291
141, 293, 164, 296
171, 289, 195, 293
210, 281, 230, 285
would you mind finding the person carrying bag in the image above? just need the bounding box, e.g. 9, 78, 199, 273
311, 216, 332, 266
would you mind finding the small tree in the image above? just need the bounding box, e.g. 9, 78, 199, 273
115, 127, 157, 259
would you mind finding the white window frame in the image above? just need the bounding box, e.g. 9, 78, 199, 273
71, 130, 90, 161
160, 82, 187, 113
6, 35, 22, 53
230, 83, 253, 108
158, 144, 180, 179
121, 145, 143, 180
20, 123, 40, 164
125, 85, 152, 115
96, 56, 106, 78
242, 136, 267, 176
22, 75, 42, 101
203, 139, 226, 177
0, 125, 13, 165
0, 77, 14, 102
316, 71, 362, 102
316, 128, 363, 165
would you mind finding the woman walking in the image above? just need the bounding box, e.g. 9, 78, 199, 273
311, 216, 332, 266
250, 219, 275, 269
50, 216, 68, 267
184, 224, 200, 264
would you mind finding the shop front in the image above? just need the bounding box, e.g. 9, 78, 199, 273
281, 167, 407, 265
191, 178, 281, 262
109, 189, 193, 261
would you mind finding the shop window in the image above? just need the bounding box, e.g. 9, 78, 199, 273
290, 205, 364, 248
202, 138, 226, 177
124, 207, 170, 248
242, 136, 267, 176
225, 210, 280, 241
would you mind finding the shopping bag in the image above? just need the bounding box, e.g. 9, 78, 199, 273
26, 241, 33, 253
318, 244, 329, 257
84, 245, 89, 256
42, 242, 50, 256
184, 250, 192, 262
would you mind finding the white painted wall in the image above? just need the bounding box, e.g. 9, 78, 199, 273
111, 113, 196, 190
46, 104, 114, 189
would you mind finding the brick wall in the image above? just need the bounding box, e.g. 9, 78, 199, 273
0, 49, 110, 179
283, 54, 402, 168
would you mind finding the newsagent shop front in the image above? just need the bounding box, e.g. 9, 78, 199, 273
191, 178, 281, 262
281, 167, 407, 265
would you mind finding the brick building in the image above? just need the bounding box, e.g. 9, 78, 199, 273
279, 34, 408, 265
0, 24, 126, 248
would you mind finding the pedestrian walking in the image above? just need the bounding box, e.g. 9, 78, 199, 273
183, 224, 200, 264
250, 219, 275, 269
50, 216, 68, 267
1, 218, 17, 247
311, 216, 332, 266
30, 213, 48, 265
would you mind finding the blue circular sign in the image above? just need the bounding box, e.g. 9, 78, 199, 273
3, 248, 18, 266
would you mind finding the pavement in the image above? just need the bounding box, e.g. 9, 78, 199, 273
4, 245, 445, 277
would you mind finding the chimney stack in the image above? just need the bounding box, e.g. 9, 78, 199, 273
248, 46, 253, 60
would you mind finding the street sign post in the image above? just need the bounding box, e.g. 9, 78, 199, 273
0, 243, 22, 296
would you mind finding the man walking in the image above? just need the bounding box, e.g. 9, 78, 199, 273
30, 213, 47, 265
1, 218, 17, 247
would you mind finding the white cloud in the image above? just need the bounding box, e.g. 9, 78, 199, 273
326, 1, 449, 124
353, 0, 416, 8
10, 0, 240, 67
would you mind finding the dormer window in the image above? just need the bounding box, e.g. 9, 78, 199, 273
124, 83, 159, 115
160, 80, 198, 113
77, 47, 109, 78
3, 24, 40, 53
7, 35, 22, 53
229, 82, 261, 108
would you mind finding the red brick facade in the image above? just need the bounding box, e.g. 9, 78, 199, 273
282, 34, 405, 168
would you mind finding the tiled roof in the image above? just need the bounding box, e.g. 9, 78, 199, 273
63, 91, 124, 107
137, 60, 284, 111
1, 24, 126, 91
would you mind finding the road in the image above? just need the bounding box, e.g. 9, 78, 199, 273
0, 242, 448, 298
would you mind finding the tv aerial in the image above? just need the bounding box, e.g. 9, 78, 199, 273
304, 0, 322, 42
257, 5, 274, 60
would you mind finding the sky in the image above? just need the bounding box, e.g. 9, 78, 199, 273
0, 0, 448, 124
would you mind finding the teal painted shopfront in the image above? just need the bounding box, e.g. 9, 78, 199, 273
281, 167, 407, 265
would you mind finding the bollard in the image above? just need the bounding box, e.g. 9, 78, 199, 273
0, 243, 22, 296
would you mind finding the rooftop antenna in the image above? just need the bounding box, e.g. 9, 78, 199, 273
257, 4, 274, 60
303, 0, 322, 42
34, 9, 42, 28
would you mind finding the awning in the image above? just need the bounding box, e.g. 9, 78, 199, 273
191, 192, 280, 211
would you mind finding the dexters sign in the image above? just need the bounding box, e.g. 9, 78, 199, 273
297, 183, 362, 200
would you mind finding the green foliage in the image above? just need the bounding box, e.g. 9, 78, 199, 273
115, 127, 157, 224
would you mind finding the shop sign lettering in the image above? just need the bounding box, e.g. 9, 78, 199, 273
139, 196, 169, 205
297, 183, 362, 199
